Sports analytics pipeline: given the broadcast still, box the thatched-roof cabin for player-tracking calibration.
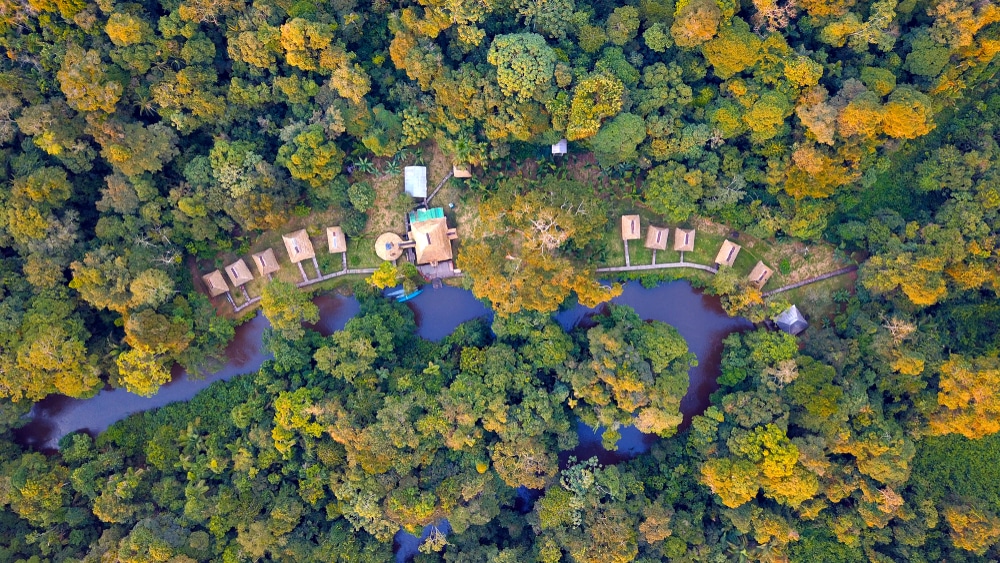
[202,270,229,298]
[327,226,347,254]
[453,164,472,178]
[225,259,254,287]
[252,248,280,277]
[404,166,427,198]
[645,226,669,250]
[715,240,741,267]
[552,139,568,155]
[282,230,315,263]
[674,228,696,252]
[621,215,641,240]
[748,261,774,288]
[410,217,455,266]
[775,305,809,335]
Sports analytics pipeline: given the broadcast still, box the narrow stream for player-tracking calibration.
[15,282,750,455]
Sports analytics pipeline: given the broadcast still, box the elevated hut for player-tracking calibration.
[404,166,427,198]
[282,230,315,263]
[645,226,669,251]
[225,259,253,287]
[326,226,347,253]
[453,164,472,178]
[674,228,696,252]
[715,240,741,267]
[775,305,809,335]
[252,248,280,278]
[621,215,641,240]
[747,261,774,288]
[202,270,229,298]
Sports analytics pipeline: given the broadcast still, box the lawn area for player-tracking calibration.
[778,272,855,323]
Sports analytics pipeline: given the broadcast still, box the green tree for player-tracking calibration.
[260,280,320,340]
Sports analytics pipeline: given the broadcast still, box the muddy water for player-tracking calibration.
[15,281,749,453]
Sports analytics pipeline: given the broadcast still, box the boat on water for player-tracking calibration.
[384,286,423,302]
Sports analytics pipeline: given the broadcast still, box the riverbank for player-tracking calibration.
[17,281,750,451]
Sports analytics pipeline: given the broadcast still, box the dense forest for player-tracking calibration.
[2,0,1000,559]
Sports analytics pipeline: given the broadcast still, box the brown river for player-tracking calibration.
[15,281,752,453]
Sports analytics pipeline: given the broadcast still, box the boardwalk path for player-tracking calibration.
[232,267,378,313]
[762,265,858,297]
[596,261,718,274]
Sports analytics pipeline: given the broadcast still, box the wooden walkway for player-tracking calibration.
[762,265,858,297]
[596,261,718,274]
[296,267,377,289]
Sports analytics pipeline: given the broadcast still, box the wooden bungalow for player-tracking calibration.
[410,217,456,266]
[282,230,315,263]
[453,164,472,178]
[252,248,280,278]
[674,228,696,252]
[645,226,669,251]
[715,240,741,267]
[202,270,229,298]
[621,215,641,240]
[747,261,774,288]
[225,259,254,287]
[326,226,347,253]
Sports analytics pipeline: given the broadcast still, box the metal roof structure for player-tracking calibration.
[775,305,809,335]
[404,166,427,198]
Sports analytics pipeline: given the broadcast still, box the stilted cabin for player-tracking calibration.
[621,215,641,240]
[715,240,741,267]
[645,226,669,251]
[202,270,229,298]
[225,259,254,287]
[747,261,774,288]
[252,248,280,278]
[326,226,347,254]
[282,230,315,263]
[674,228,696,252]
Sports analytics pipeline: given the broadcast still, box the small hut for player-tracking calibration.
[326,226,347,254]
[453,164,472,178]
[225,259,254,287]
[674,228,696,252]
[645,226,669,251]
[775,305,809,335]
[621,215,641,240]
[715,240,741,267]
[282,230,315,263]
[552,139,568,155]
[202,270,229,298]
[747,261,774,288]
[404,166,427,198]
[252,248,280,278]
